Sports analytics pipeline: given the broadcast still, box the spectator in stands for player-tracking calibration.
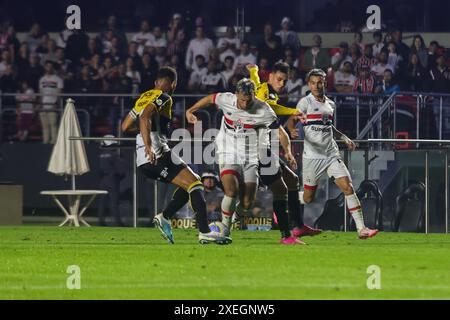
[147,26,167,52]
[40,39,58,66]
[353,65,375,94]
[217,26,240,63]
[356,45,377,74]
[406,53,427,92]
[410,35,428,69]
[353,31,365,53]
[428,54,450,93]
[15,81,36,141]
[87,38,101,60]
[387,41,403,74]
[276,17,301,54]
[200,60,225,94]
[101,15,128,56]
[126,41,142,70]
[0,64,18,107]
[38,61,63,144]
[56,26,74,49]
[15,43,30,76]
[55,47,70,76]
[20,53,44,91]
[188,54,207,92]
[302,34,330,72]
[257,23,282,67]
[125,57,141,96]
[0,49,13,76]
[331,41,352,71]
[350,43,362,67]
[132,19,154,56]
[185,26,214,72]
[375,69,400,94]
[65,29,89,68]
[166,29,187,58]
[281,47,296,68]
[35,33,49,56]
[427,41,439,70]
[371,49,394,81]
[209,48,224,72]
[235,40,257,74]
[286,67,303,104]
[391,29,411,63]
[139,52,159,92]
[334,61,356,93]
[220,56,235,90]
[167,13,184,43]
[372,31,384,59]
[26,23,42,53]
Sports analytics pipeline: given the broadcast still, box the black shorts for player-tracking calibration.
[259,152,286,187]
[138,151,187,183]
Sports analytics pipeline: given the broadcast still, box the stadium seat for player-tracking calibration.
[314,193,345,231]
[350,180,383,231]
[393,182,425,232]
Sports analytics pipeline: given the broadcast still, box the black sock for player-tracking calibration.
[273,199,291,238]
[162,187,189,219]
[288,190,304,228]
[189,188,210,233]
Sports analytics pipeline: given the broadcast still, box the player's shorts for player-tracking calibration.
[219,163,259,184]
[138,151,187,183]
[302,157,351,190]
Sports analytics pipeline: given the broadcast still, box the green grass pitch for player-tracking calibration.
[1,226,449,299]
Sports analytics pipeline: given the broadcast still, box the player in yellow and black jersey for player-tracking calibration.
[246,62,322,240]
[121,67,228,245]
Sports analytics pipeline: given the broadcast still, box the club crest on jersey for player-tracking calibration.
[234,119,244,131]
[322,114,331,125]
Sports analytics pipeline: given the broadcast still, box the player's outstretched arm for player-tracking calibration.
[287,112,305,139]
[278,126,297,170]
[139,102,157,163]
[185,94,215,124]
[332,125,356,151]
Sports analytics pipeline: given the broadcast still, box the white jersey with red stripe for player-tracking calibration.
[296,93,340,160]
[214,92,277,165]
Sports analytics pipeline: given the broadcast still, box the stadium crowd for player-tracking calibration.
[0,13,450,142]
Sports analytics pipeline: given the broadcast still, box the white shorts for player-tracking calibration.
[302,157,351,190]
[219,162,259,184]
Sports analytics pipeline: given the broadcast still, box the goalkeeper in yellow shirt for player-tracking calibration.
[246,62,322,240]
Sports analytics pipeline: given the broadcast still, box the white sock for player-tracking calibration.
[221,195,237,228]
[299,191,305,204]
[345,193,365,232]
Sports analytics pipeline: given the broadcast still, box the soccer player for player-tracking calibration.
[247,62,322,240]
[186,78,300,244]
[121,66,226,245]
[287,69,379,239]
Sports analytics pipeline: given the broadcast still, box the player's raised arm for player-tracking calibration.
[139,102,157,163]
[121,112,137,133]
[185,94,215,124]
[246,64,261,87]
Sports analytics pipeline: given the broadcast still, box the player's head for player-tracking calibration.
[155,66,177,94]
[306,68,326,98]
[235,78,255,110]
[268,62,289,93]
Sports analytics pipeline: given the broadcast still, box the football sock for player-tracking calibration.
[346,193,365,231]
[221,195,237,228]
[162,187,189,219]
[288,190,304,228]
[187,181,210,234]
[273,197,291,239]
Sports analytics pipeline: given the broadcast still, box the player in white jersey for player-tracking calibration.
[288,69,379,239]
[186,79,296,244]
[121,67,227,245]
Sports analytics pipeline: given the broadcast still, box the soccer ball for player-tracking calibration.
[208,221,228,234]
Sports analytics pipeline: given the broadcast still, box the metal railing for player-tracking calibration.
[70,136,449,234]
